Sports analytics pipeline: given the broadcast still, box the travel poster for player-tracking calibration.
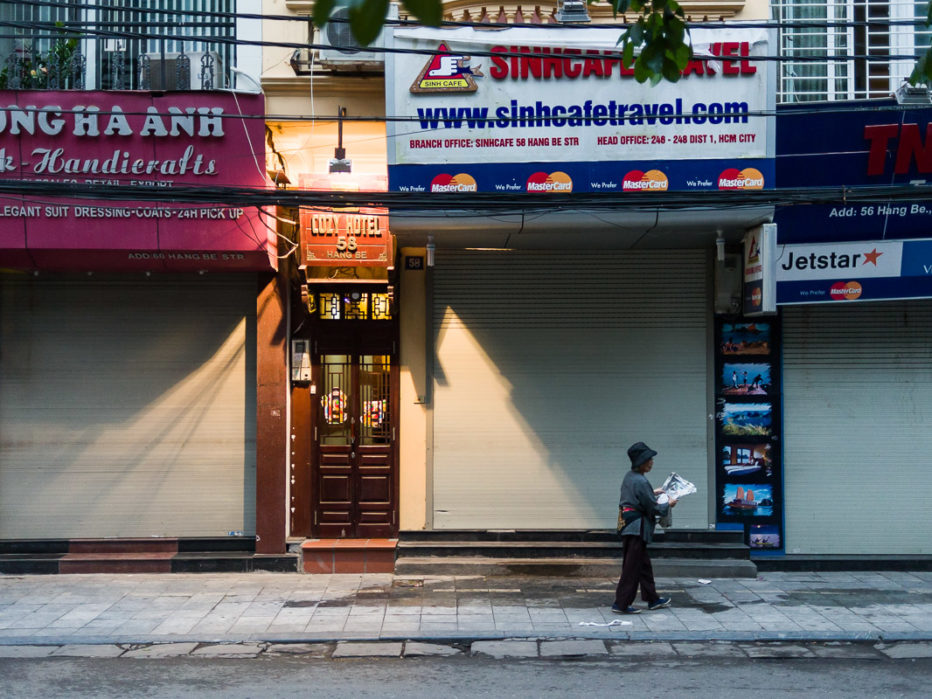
[720,322,771,355]
[722,483,774,517]
[722,362,773,396]
[720,402,772,437]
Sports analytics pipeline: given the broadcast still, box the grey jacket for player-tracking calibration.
[618,470,669,543]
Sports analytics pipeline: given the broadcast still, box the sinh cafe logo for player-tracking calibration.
[411,43,483,93]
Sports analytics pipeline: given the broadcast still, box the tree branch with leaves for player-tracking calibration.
[312,0,692,84]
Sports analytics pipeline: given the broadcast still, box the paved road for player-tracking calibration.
[2,653,931,698]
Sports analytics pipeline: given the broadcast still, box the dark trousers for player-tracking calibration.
[614,535,658,608]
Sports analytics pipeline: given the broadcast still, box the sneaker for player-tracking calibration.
[611,604,641,614]
[647,597,671,610]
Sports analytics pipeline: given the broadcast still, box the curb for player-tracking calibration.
[1,638,931,661]
[2,630,932,647]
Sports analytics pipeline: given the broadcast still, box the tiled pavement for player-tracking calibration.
[0,570,930,654]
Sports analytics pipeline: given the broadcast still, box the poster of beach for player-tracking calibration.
[720,402,772,437]
[722,362,772,396]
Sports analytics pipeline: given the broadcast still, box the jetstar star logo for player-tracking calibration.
[862,248,883,265]
[411,43,483,93]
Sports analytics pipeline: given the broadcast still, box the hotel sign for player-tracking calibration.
[299,207,393,268]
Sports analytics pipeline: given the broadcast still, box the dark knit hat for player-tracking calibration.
[627,441,658,470]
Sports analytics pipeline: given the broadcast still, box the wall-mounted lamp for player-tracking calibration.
[426,235,435,267]
[267,169,291,188]
[329,106,352,173]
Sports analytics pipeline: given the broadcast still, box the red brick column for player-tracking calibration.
[255,272,288,554]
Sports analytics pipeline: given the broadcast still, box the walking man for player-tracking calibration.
[613,442,677,614]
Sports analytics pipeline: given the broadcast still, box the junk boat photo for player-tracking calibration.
[722,484,774,516]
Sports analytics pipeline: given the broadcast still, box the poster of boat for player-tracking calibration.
[749,524,781,549]
[722,484,774,516]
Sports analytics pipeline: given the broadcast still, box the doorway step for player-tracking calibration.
[0,538,297,574]
[300,539,398,574]
[394,530,757,578]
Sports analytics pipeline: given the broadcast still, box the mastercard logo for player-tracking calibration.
[830,281,863,301]
[430,173,477,192]
[526,171,573,193]
[718,167,765,190]
[622,169,669,192]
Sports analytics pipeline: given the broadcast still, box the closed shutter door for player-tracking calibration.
[432,250,710,529]
[783,301,932,554]
[0,275,257,539]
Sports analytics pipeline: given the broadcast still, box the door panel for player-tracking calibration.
[313,352,396,538]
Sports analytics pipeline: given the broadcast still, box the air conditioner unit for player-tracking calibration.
[141,51,224,91]
[317,4,398,70]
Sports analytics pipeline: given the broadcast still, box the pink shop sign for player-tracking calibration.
[0,90,276,271]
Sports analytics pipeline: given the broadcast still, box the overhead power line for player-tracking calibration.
[7,0,932,32]
[2,12,931,63]
[0,178,930,214]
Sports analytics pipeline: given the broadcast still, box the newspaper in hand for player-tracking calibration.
[660,472,698,500]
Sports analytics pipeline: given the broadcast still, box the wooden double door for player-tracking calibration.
[311,346,397,538]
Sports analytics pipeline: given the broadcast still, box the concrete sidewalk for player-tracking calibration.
[1,570,930,649]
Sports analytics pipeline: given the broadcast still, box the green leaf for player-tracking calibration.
[634,59,651,83]
[348,0,389,46]
[312,0,337,29]
[402,0,443,26]
[645,47,664,75]
[622,40,635,68]
[666,17,685,44]
[629,22,644,47]
[674,43,691,68]
[662,58,682,82]
[647,12,663,39]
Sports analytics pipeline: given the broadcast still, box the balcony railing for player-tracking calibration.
[0,43,225,91]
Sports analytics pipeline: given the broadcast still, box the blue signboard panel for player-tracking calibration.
[775,101,932,302]
[776,100,932,244]
[778,276,932,304]
[390,158,774,194]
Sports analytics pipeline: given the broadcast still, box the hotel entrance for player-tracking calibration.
[291,287,398,540]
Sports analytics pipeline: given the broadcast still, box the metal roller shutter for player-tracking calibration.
[431,249,711,530]
[0,274,257,539]
[783,301,932,554]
